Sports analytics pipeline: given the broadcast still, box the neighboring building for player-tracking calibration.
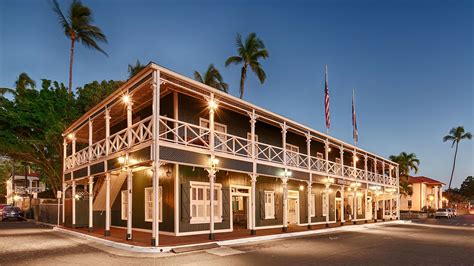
[6,172,46,206]
[400,176,445,211]
[61,63,400,246]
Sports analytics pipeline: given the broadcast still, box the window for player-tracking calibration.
[310,193,316,217]
[144,187,162,222]
[190,182,222,224]
[121,190,128,220]
[264,191,275,219]
[200,118,227,151]
[335,158,341,164]
[322,192,328,217]
[408,200,412,208]
[286,143,299,166]
[317,152,324,159]
[357,195,363,215]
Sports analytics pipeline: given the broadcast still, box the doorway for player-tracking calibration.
[336,191,342,221]
[231,186,250,230]
[288,190,299,225]
[366,196,373,220]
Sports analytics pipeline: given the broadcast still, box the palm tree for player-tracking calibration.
[389,152,420,178]
[0,72,35,96]
[53,0,107,94]
[0,87,14,97]
[443,126,472,191]
[128,60,145,78]
[399,181,413,198]
[225,33,269,99]
[194,64,229,93]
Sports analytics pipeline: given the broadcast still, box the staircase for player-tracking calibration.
[93,172,126,211]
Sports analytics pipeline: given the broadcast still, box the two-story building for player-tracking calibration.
[6,172,46,206]
[61,63,400,247]
[400,176,445,211]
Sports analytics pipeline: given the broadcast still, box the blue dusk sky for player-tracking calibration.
[1,0,472,187]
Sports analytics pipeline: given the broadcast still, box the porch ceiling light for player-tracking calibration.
[283,169,292,177]
[67,133,74,140]
[299,185,304,191]
[211,158,219,166]
[117,156,126,164]
[74,194,80,200]
[13,195,21,201]
[389,165,394,170]
[354,156,359,162]
[122,94,131,104]
[327,147,332,152]
[208,99,218,110]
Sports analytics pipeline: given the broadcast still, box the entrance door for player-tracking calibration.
[366,196,373,220]
[232,195,248,229]
[336,199,342,221]
[287,190,299,225]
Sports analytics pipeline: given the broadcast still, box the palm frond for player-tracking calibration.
[52,0,71,36]
[193,71,203,83]
[225,56,243,66]
[250,62,266,84]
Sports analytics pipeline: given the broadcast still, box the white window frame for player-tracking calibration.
[190,181,223,224]
[322,192,328,217]
[310,193,316,217]
[144,186,162,223]
[200,118,227,151]
[264,191,275,219]
[121,190,128,220]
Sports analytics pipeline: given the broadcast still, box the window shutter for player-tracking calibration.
[222,187,229,221]
[259,191,265,220]
[181,184,191,222]
[274,193,281,219]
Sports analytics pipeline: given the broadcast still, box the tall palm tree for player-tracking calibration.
[225,33,269,99]
[53,0,107,94]
[194,64,229,93]
[389,152,420,178]
[128,60,145,78]
[443,126,472,191]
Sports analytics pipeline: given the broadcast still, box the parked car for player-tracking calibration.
[450,208,457,217]
[2,206,24,221]
[0,204,7,216]
[435,208,451,219]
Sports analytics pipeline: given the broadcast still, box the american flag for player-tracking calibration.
[324,65,330,130]
[352,89,358,145]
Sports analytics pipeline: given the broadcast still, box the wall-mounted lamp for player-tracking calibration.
[67,133,74,140]
[122,94,131,104]
[208,99,218,110]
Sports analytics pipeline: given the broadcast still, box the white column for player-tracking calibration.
[250,174,257,234]
[382,193,386,220]
[208,93,216,240]
[364,155,368,182]
[62,140,67,224]
[88,176,93,231]
[71,136,76,167]
[88,120,93,160]
[126,168,133,240]
[249,109,258,235]
[105,108,111,156]
[72,180,76,228]
[325,185,330,224]
[151,69,160,247]
[282,177,288,232]
[104,173,111,236]
[340,146,345,224]
[341,186,345,224]
[306,132,312,229]
[364,189,368,221]
[307,181,312,228]
[340,145,344,176]
[126,99,133,148]
[439,189,443,208]
[374,193,378,221]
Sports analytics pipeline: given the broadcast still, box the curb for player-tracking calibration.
[53,220,410,254]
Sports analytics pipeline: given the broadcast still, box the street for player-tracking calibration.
[0,218,473,265]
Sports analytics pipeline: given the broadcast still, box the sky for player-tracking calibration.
[0,0,472,188]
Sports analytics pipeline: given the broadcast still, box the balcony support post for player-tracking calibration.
[249,109,258,235]
[126,99,133,148]
[71,136,76,167]
[71,180,76,228]
[62,140,67,224]
[340,146,345,225]
[151,69,161,247]
[341,186,345,225]
[364,155,368,182]
[88,119,93,161]
[306,132,312,229]
[88,176,93,231]
[281,122,288,232]
[208,93,216,240]
[105,108,111,156]
[340,145,344,176]
[382,161,385,184]
[324,140,329,174]
[104,172,111,236]
[126,167,133,240]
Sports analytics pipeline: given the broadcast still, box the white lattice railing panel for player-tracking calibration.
[109,128,128,154]
[367,172,376,182]
[74,148,89,167]
[286,151,309,169]
[355,169,365,180]
[310,156,325,173]
[130,116,153,146]
[256,142,284,164]
[90,139,106,161]
[158,116,211,149]
[65,156,74,170]
[214,132,251,158]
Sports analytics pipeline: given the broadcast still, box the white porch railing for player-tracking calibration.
[64,116,396,187]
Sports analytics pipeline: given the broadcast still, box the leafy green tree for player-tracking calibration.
[225,33,269,99]
[389,152,420,178]
[194,64,229,93]
[459,176,474,199]
[443,126,472,191]
[128,60,145,78]
[53,0,108,93]
[76,80,122,113]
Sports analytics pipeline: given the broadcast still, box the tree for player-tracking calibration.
[443,126,472,191]
[225,33,269,99]
[128,60,145,78]
[53,0,108,94]
[459,176,474,199]
[399,181,413,198]
[389,152,420,177]
[76,80,122,113]
[194,64,229,93]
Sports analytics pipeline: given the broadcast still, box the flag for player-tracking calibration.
[324,65,330,130]
[352,89,358,145]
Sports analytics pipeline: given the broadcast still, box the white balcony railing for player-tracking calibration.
[64,116,396,187]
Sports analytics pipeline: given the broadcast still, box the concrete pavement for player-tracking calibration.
[0,218,473,265]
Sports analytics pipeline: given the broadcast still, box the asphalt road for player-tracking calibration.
[411,214,474,227]
[1,218,473,266]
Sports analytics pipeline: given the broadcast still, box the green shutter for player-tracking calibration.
[259,191,265,220]
[222,187,229,221]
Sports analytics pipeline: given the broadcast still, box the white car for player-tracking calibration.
[448,208,457,218]
[435,208,451,219]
